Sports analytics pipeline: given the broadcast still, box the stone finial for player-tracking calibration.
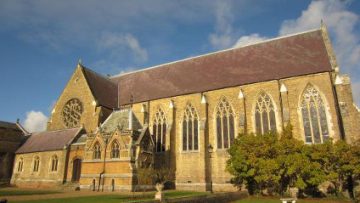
[335,75,343,85]
[238,89,244,99]
[169,100,175,109]
[280,83,288,93]
[201,94,207,104]
[141,104,147,113]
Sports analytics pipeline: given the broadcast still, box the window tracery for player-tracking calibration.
[255,92,277,134]
[62,98,83,128]
[182,103,199,151]
[153,108,166,152]
[216,97,235,149]
[300,85,329,144]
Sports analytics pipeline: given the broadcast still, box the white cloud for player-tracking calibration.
[23,111,48,133]
[97,32,148,63]
[230,0,360,105]
[278,0,360,105]
[233,33,268,48]
[279,0,360,73]
[209,0,235,49]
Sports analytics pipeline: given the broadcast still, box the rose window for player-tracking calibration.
[62,98,83,128]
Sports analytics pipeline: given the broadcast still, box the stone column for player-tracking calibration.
[201,94,212,192]
[334,75,360,143]
[238,89,247,134]
[280,83,290,128]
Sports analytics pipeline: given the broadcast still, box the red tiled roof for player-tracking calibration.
[81,66,118,109]
[16,128,82,154]
[111,29,332,106]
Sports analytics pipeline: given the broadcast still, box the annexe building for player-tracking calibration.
[10,24,360,191]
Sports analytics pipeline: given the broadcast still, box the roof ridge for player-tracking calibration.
[80,64,118,85]
[0,120,16,125]
[33,127,81,135]
[111,28,321,78]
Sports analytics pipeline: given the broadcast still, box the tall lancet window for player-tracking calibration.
[51,155,58,172]
[255,92,277,134]
[216,97,235,149]
[182,103,199,151]
[93,142,101,159]
[300,85,329,144]
[111,141,120,159]
[33,156,40,172]
[153,108,166,152]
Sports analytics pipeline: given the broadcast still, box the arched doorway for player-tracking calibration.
[72,158,82,182]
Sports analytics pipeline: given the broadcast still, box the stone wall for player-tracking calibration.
[128,72,344,192]
[0,123,25,184]
[11,150,67,188]
[47,65,103,134]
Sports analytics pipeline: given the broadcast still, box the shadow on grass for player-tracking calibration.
[0,188,61,196]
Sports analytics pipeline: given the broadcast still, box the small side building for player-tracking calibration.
[0,120,27,185]
[11,127,84,188]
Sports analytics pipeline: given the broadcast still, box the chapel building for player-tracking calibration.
[10,24,360,192]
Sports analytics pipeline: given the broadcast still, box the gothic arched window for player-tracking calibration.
[216,97,235,149]
[111,141,120,158]
[182,103,199,151]
[93,142,101,159]
[255,92,277,134]
[17,158,23,172]
[33,156,40,172]
[51,155,58,171]
[153,108,166,152]
[300,85,329,144]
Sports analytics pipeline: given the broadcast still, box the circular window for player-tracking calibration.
[62,98,83,128]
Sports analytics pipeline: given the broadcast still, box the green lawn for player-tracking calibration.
[11,191,208,203]
[0,188,61,196]
[234,196,352,203]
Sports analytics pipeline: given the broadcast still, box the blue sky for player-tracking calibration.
[0,0,359,132]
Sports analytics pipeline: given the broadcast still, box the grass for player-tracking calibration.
[10,190,208,203]
[0,188,61,196]
[233,196,352,203]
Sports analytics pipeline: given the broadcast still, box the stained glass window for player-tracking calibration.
[153,108,166,152]
[300,85,329,144]
[216,97,235,149]
[182,104,199,151]
[255,92,277,134]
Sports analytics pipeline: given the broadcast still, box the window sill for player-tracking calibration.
[180,150,200,154]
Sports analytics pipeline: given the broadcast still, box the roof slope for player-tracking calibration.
[81,66,118,109]
[16,128,82,154]
[111,29,332,105]
[100,109,142,134]
[0,121,20,130]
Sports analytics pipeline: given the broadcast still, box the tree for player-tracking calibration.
[226,125,333,196]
